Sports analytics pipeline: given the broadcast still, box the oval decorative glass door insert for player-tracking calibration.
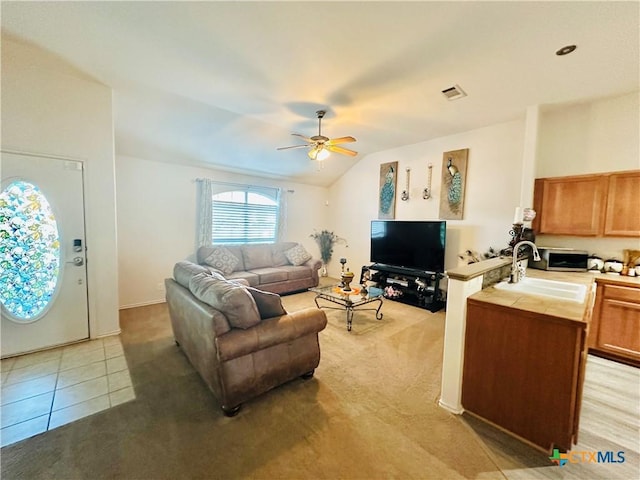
[0,180,61,322]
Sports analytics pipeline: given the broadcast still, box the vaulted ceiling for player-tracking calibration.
[2,1,638,186]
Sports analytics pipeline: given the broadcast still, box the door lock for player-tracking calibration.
[66,257,84,267]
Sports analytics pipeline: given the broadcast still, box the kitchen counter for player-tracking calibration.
[464,268,597,452]
[592,272,640,288]
[439,261,638,419]
[469,269,596,325]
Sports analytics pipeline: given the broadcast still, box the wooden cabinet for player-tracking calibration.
[589,280,640,366]
[604,171,640,236]
[462,299,586,452]
[533,170,640,237]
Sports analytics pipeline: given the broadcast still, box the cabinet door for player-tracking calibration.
[539,175,608,235]
[604,171,640,237]
[595,285,640,360]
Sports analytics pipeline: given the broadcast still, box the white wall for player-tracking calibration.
[535,91,640,259]
[537,91,639,177]
[116,155,328,307]
[1,35,120,337]
[328,119,526,277]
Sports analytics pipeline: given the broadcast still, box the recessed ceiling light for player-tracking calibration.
[556,45,577,56]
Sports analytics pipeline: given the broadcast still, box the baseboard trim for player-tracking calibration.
[119,299,166,310]
[438,398,464,415]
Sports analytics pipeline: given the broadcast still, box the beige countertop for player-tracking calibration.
[469,269,597,325]
[446,257,511,281]
[592,272,640,287]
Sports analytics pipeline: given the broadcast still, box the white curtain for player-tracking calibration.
[196,178,213,248]
[277,188,288,241]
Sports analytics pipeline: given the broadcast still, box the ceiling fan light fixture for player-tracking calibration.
[278,109,356,160]
[308,146,330,161]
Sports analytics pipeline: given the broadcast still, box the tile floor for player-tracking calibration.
[0,336,135,447]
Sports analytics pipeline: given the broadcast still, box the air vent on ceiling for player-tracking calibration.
[441,84,467,101]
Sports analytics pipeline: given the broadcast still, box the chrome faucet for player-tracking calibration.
[510,241,541,284]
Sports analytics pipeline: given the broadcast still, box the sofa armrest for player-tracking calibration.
[216,308,327,362]
[304,258,322,283]
[165,278,231,337]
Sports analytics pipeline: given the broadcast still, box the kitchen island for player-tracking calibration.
[462,269,596,452]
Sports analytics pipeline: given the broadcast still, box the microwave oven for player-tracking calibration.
[529,247,589,272]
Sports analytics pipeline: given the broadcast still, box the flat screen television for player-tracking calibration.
[370,220,446,273]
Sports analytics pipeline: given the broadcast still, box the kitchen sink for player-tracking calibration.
[494,277,587,303]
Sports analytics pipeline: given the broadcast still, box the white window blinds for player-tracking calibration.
[212,188,279,244]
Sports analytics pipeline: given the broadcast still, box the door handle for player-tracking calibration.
[66,257,84,267]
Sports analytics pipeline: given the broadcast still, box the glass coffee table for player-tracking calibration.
[310,284,384,332]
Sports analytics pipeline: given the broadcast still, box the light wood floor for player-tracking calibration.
[465,354,640,479]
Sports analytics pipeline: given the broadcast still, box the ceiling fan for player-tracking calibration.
[277,110,357,161]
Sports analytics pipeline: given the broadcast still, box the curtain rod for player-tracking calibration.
[194,178,278,190]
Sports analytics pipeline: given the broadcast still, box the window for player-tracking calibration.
[212,190,279,244]
[0,180,61,321]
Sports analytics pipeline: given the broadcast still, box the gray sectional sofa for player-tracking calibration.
[165,261,328,416]
[196,242,321,294]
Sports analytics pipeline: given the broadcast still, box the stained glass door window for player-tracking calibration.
[0,180,61,322]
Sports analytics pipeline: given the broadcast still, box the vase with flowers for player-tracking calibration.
[310,229,348,277]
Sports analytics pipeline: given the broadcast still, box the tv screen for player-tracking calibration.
[370,220,446,273]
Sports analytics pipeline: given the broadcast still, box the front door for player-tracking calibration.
[1,151,89,357]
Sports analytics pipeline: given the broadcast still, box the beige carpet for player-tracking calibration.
[2,285,635,479]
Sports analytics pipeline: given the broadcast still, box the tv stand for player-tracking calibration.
[365,263,444,313]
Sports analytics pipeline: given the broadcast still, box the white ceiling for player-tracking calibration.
[2,1,638,186]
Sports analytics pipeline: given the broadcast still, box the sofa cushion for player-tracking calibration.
[241,244,273,270]
[203,246,240,275]
[277,265,313,281]
[271,242,297,267]
[226,271,259,287]
[249,267,289,284]
[285,244,312,266]
[245,287,287,319]
[189,273,260,329]
[173,261,210,289]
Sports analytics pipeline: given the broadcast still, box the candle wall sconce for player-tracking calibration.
[423,163,433,199]
[401,167,410,201]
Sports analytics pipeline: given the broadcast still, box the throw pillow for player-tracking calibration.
[203,246,240,275]
[285,244,312,266]
[189,273,260,329]
[245,287,287,319]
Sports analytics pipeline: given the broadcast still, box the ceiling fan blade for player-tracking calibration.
[277,144,309,150]
[291,133,313,143]
[326,136,356,146]
[326,145,358,157]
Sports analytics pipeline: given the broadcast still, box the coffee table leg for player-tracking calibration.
[346,307,354,332]
[375,298,384,320]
